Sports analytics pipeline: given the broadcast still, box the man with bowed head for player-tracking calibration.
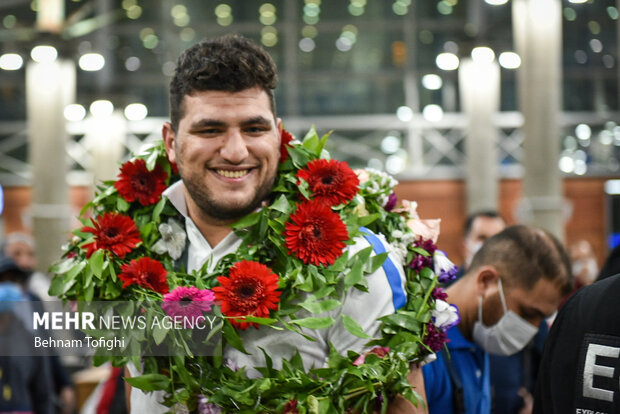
[126,34,427,412]
[422,225,573,413]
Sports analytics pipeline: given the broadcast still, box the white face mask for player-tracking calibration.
[472,278,538,356]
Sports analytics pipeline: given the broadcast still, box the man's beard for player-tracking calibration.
[183,172,276,222]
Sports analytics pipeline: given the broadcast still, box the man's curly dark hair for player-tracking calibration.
[169,34,278,132]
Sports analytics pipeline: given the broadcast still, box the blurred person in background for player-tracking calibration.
[0,239,77,414]
[462,211,506,272]
[422,225,573,414]
[3,232,52,302]
[0,260,54,414]
[569,239,599,288]
[452,211,546,414]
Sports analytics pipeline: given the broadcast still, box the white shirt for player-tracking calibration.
[130,181,407,412]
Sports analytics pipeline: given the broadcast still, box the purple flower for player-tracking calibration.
[424,323,448,352]
[198,395,222,414]
[415,237,437,255]
[224,358,239,372]
[384,192,398,212]
[162,287,215,328]
[431,287,448,301]
[409,255,433,272]
[433,250,458,283]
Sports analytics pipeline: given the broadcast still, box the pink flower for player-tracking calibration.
[393,200,441,243]
[406,217,441,244]
[354,169,370,184]
[352,346,390,366]
[162,287,215,327]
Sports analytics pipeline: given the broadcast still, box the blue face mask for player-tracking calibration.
[0,282,24,313]
[472,278,538,356]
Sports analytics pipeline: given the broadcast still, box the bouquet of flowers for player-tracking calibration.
[50,128,459,413]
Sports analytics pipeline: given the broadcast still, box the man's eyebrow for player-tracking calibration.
[523,305,546,319]
[189,119,226,129]
[240,116,272,127]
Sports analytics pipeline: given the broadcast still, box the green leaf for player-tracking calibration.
[222,321,248,354]
[344,259,364,290]
[116,196,130,212]
[290,350,304,371]
[242,316,281,328]
[152,197,166,222]
[302,126,320,153]
[357,213,380,227]
[66,260,87,280]
[307,395,320,414]
[50,258,78,274]
[48,275,67,296]
[367,252,388,274]
[89,249,105,278]
[291,316,334,330]
[288,146,312,168]
[342,314,371,339]
[411,247,430,257]
[91,185,116,205]
[232,212,261,230]
[84,283,95,302]
[379,313,421,332]
[270,194,292,215]
[145,150,159,171]
[299,299,341,314]
[125,373,170,391]
[355,246,373,264]
[152,324,168,345]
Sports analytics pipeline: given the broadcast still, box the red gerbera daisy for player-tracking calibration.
[118,257,169,294]
[297,159,359,206]
[284,200,349,266]
[279,127,294,163]
[212,260,281,330]
[81,212,141,258]
[114,158,168,206]
[169,160,179,175]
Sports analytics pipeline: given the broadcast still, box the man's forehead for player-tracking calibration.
[471,216,505,235]
[180,89,275,122]
[513,278,562,316]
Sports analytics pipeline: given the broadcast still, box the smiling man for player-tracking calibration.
[125,35,426,413]
[422,225,573,414]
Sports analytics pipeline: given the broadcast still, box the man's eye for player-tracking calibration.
[520,308,540,320]
[197,129,220,135]
[246,126,269,133]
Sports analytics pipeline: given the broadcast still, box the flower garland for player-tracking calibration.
[51,128,459,413]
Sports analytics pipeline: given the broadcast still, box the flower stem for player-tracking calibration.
[416,277,436,318]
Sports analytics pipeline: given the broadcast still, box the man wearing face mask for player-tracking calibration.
[422,225,574,414]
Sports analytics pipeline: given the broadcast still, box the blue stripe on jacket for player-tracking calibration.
[360,227,406,310]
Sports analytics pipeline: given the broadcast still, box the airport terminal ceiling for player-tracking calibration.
[0,0,619,178]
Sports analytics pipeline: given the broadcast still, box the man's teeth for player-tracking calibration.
[217,169,249,178]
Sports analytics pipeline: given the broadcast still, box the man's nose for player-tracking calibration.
[220,129,249,163]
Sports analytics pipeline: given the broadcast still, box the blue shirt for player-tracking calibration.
[423,325,491,414]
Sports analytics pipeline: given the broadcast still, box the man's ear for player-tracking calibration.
[474,266,500,298]
[162,122,176,164]
[276,117,283,139]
